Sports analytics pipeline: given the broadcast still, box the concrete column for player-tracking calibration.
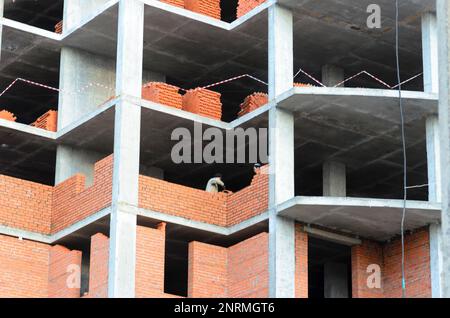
[322,65,344,87]
[56,2,116,185]
[424,11,443,299]
[268,4,293,99]
[437,0,450,298]
[268,4,296,298]
[422,12,439,94]
[427,116,442,203]
[107,0,144,298]
[323,161,346,197]
[0,0,4,61]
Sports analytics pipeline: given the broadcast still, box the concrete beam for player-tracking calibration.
[437,0,450,298]
[108,0,144,298]
[422,12,439,94]
[322,65,344,87]
[323,161,346,197]
[268,4,295,299]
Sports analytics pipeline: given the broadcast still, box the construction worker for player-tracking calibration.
[205,173,225,193]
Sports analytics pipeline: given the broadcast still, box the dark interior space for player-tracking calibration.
[308,237,352,299]
[221,0,238,23]
[164,237,189,297]
[3,0,64,31]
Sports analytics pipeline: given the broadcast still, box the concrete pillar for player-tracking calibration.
[268,4,296,298]
[268,4,293,99]
[323,161,346,197]
[422,12,439,94]
[322,65,344,87]
[437,0,450,298]
[107,0,144,298]
[424,11,443,298]
[324,262,349,298]
[0,0,4,61]
[56,1,117,185]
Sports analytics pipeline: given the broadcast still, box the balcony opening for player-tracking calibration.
[308,237,352,299]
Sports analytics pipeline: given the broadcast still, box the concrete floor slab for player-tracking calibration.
[278,196,441,241]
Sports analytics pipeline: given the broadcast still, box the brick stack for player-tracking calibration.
[238,92,268,117]
[294,82,314,87]
[237,0,266,18]
[160,0,185,8]
[54,20,63,34]
[142,82,183,109]
[0,110,16,122]
[184,0,221,19]
[182,88,222,120]
[31,110,58,132]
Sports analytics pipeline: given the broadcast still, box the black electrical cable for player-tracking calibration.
[395,0,407,298]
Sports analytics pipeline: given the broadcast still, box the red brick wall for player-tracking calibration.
[52,155,113,233]
[188,241,228,298]
[31,110,58,132]
[0,110,16,122]
[228,233,269,298]
[142,82,183,109]
[86,225,174,298]
[48,245,82,298]
[0,175,53,234]
[0,234,50,297]
[140,168,268,227]
[383,228,431,298]
[237,0,265,18]
[160,0,185,8]
[139,176,228,226]
[136,223,167,297]
[182,88,222,120]
[87,233,109,298]
[184,0,221,19]
[227,168,269,226]
[351,240,384,298]
[351,228,431,298]
[295,225,308,298]
[0,155,112,235]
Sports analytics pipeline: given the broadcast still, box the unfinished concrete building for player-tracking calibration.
[0,0,449,298]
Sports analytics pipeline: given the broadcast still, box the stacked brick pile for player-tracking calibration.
[238,92,268,117]
[0,110,16,122]
[142,82,183,109]
[184,0,221,19]
[182,88,222,120]
[294,82,313,87]
[160,0,185,8]
[237,0,266,18]
[54,21,63,34]
[31,110,58,132]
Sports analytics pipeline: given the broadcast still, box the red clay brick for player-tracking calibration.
[31,110,58,132]
[142,82,183,109]
[182,88,222,120]
[0,110,17,122]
